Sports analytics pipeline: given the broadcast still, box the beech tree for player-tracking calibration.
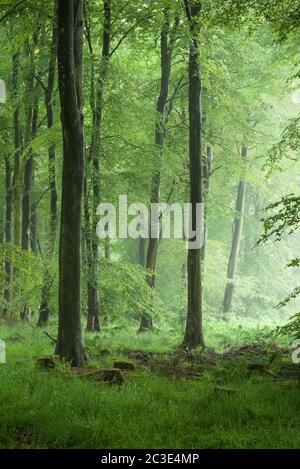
[55,0,88,366]
[38,2,58,327]
[222,146,247,314]
[183,0,204,348]
[140,8,178,332]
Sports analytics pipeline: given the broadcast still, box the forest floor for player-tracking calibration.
[0,320,300,449]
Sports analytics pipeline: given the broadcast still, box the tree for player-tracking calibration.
[201,145,213,310]
[84,0,111,333]
[222,145,247,313]
[3,154,13,318]
[12,52,22,249]
[140,8,178,332]
[21,36,37,253]
[55,0,88,366]
[37,3,58,327]
[183,0,204,348]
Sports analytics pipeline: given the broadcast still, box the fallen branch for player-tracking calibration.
[44,331,57,343]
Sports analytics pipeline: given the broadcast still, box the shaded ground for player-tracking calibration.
[83,341,298,382]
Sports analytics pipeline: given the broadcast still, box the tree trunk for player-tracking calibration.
[140,10,174,331]
[222,145,248,314]
[183,0,204,348]
[104,238,110,260]
[85,0,111,332]
[138,314,154,333]
[22,97,37,252]
[84,177,101,333]
[12,52,22,248]
[37,5,58,327]
[202,146,213,264]
[20,38,37,322]
[200,145,213,308]
[30,98,40,256]
[30,210,39,255]
[2,154,13,318]
[55,0,88,366]
[30,102,40,259]
[20,37,36,252]
[138,237,146,267]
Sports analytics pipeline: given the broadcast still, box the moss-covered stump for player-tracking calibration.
[113,361,135,370]
[72,368,125,385]
[36,356,59,369]
[280,364,300,380]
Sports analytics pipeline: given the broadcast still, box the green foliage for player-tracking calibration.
[276,312,300,339]
[259,194,300,243]
[0,243,43,314]
[83,259,161,323]
[267,117,300,171]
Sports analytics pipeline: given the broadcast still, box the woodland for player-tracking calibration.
[1,0,300,450]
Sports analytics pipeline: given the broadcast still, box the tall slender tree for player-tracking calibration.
[84,0,111,333]
[12,52,22,248]
[38,4,58,327]
[139,8,178,332]
[21,36,37,252]
[20,35,38,321]
[55,0,88,366]
[2,153,13,317]
[222,145,248,314]
[183,0,204,348]
[200,145,213,309]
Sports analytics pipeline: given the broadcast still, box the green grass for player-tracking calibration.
[0,321,299,449]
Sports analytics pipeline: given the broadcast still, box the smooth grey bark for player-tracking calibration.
[138,237,146,267]
[30,205,39,255]
[140,10,176,332]
[202,146,213,264]
[20,38,37,322]
[104,238,110,260]
[200,146,213,309]
[22,95,38,253]
[12,52,22,248]
[38,6,58,327]
[21,37,37,253]
[29,98,40,256]
[55,0,88,366]
[222,145,248,314]
[83,175,100,332]
[183,0,204,348]
[85,0,111,332]
[2,154,13,318]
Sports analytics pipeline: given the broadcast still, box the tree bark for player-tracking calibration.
[55,0,88,366]
[202,146,213,264]
[84,176,101,333]
[104,237,110,260]
[2,154,13,318]
[37,5,58,327]
[21,94,37,252]
[140,10,174,331]
[200,145,213,308]
[85,0,111,332]
[222,145,248,314]
[183,0,204,348]
[20,38,37,321]
[30,97,40,255]
[12,52,22,248]
[138,237,146,267]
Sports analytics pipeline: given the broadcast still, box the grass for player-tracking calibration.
[0,320,299,449]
